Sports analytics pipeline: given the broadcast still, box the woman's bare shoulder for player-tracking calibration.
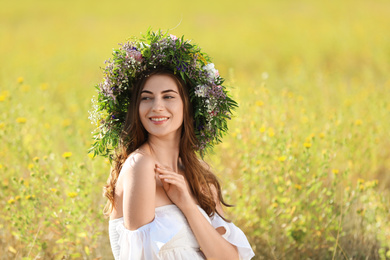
[120,149,155,178]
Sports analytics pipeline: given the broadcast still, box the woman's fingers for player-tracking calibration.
[159,174,185,185]
[156,167,184,179]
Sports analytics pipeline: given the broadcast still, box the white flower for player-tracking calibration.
[195,85,207,97]
[203,63,219,79]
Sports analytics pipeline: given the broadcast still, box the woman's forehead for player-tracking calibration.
[142,74,179,93]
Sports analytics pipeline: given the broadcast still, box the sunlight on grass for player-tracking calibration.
[1,0,390,258]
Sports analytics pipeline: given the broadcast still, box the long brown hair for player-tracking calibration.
[103,69,231,218]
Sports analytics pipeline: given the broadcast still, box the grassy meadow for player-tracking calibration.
[1,0,390,259]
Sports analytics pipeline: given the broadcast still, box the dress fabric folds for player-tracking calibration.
[109,204,255,260]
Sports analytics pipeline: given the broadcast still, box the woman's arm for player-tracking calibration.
[121,154,156,230]
[157,165,239,260]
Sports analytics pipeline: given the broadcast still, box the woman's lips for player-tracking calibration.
[149,117,169,124]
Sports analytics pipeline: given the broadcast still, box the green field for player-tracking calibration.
[1,0,390,259]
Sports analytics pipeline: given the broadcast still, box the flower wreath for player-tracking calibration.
[89,29,237,159]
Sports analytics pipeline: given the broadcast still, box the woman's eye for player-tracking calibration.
[164,96,174,99]
[141,96,151,100]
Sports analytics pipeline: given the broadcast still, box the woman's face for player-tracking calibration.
[139,74,184,139]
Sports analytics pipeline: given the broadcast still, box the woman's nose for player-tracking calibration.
[152,97,164,111]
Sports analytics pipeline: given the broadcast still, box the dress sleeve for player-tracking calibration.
[115,216,182,260]
[210,214,255,260]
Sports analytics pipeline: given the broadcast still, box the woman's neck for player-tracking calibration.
[145,134,181,172]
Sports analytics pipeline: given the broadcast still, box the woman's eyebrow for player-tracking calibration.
[141,89,178,94]
[161,89,178,94]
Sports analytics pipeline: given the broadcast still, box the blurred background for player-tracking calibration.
[1,0,389,259]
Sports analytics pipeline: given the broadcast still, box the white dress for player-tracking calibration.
[109,204,255,260]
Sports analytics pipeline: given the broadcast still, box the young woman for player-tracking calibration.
[90,30,255,259]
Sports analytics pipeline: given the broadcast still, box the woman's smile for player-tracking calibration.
[149,116,170,124]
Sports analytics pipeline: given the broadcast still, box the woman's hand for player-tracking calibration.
[155,164,195,209]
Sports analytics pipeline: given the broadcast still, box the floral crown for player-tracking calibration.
[89,29,237,159]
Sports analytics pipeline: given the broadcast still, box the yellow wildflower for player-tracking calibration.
[0,122,5,129]
[332,169,339,175]
[7,198,15,204]
[40,83,48,90]
[28,163,34,169]
[1,90,10,97]
[355,119,363,126]
[259,126,266,133]
[16,117,27,124]
[197,53,208,65]
[51,188,57,193]
[365,180,378,189]
[0,164,3,169]
[278,156,287,162]
[17,77,24,83]
[15,195,21,201]
[33,157,39,162]
[25,195,32,200]
[67,192,78,198]
[88,153,95,159]
[359,184,364,191]
[295,184,302,190]
[357,178,365,185]
[268,128,275,137]
[255,101,264,107]
[303,142,312,148]
[0,95,5,102]
[62,119,71,127]
[44,123,50,129]
[300,116,309,124]
[62,152,72,159]
[272,202,278,208]
[319,132,325,139]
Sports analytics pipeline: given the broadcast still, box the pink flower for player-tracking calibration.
[126,50,143,62]
[170,34,178,40]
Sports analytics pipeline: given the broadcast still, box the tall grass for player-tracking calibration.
[1,0,389,258]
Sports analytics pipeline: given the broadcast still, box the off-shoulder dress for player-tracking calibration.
[109,204,255,260]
